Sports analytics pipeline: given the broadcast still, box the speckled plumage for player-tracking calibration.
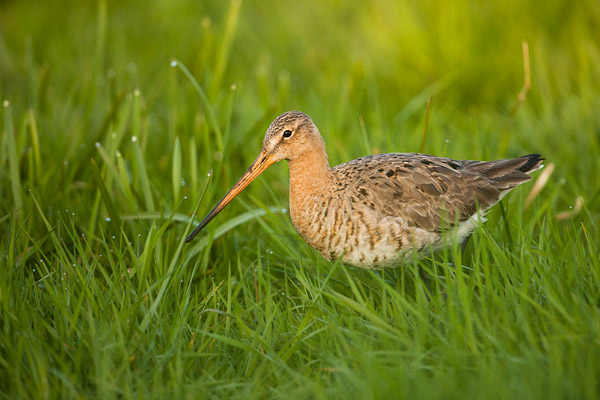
[186,111,543,269]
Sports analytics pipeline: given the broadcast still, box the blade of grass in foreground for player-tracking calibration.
[172,136,182,204]
[4,101,23,213]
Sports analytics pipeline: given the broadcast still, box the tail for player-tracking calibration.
[464,153,545,202]
[516,153,544,174]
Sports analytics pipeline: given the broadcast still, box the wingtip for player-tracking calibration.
[519,153,545,173]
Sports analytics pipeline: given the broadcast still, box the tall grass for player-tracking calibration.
[1,0,599,398]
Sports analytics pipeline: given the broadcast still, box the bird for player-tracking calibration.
[185,111,543,269]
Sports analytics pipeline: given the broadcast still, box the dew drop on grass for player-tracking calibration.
[445,139,450,143]
[111,132,117,139]
[184,196,187,200]
[180,179,186,186]
[207,171,212,177]
[131,136,138,142]
[3,100,9,107]
[126,62,136,74]
[170,60,177,67]
[281,208,287,214]
[105,217,111,222]
[112,236,116,239]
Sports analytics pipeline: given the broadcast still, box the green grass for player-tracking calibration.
[1,0,600,398]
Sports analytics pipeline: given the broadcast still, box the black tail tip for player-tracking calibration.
[519,153,544,173]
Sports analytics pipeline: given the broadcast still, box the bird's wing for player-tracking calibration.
[333,153,540,232]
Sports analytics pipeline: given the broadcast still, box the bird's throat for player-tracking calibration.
[287,146,333,227]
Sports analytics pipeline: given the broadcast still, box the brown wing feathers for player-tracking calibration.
[336,153,543,232]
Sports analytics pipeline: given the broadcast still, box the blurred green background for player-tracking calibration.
[1,0,599,398]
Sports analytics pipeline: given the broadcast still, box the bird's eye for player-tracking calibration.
[282,129,293,138]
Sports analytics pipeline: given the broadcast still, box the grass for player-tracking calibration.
[1,0,599,398]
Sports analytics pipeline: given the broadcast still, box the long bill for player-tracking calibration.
[185,151,276,243]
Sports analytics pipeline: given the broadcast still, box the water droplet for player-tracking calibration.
[281,208,287,214]
[112,236,116,239]
[207,171,212,177]
[445,139,450,143]
[111,132,117,139]
[138,234,141,237]
[134,89,140,97]
[184,196,187,200]
[2,100,9,107]
[126,62,136,74]
[131,136,138,142]
[230,84,237,90]
[105,217,111,222]
[180,179,186,186]
[170,60,177,67]
[33,269,36,272]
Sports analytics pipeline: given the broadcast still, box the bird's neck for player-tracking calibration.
[287,145,333,205]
